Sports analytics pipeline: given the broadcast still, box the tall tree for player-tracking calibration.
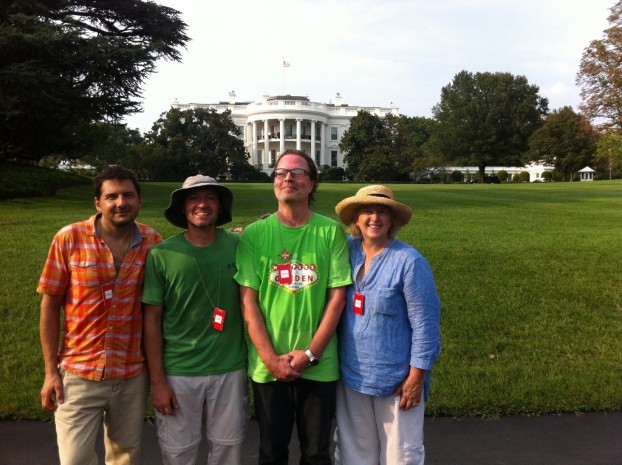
[576,1,622,130]
[527,106,597,181]
[340,111,417,182]
[0,0,188,161]
[136,107,249,181]
[595,131,622,179]
[431,70,548,181]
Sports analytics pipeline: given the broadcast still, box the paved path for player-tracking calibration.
[1,412,621,464]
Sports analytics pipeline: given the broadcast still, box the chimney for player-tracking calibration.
[229,91,236,104]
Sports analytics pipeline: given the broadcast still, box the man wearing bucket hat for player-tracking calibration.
[235,150,352,465]
[333,185,441,465]
[142,175,248,465]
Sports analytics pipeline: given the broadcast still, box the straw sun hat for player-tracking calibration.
[164,175,233,228]
[335,185,412,227]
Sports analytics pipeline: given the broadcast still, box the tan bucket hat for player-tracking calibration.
[164,175,233,228]
[335,185,412,227]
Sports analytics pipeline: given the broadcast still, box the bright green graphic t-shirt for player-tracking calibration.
[235,213,352,383]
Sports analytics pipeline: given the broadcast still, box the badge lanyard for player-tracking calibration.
[353,264,368,315]
[276,218,294,284]
[353,245,388,315]
[194,244,226,331]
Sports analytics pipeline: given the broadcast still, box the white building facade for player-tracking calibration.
[172,92,554,181]
[172,92,398,173]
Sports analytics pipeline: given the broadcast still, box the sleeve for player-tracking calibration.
[327,224,353,289]
[234,224,261,291]
[37,231,70,296]
[403,252,441,371]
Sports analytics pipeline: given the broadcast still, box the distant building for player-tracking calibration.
[444,163,555,182]
[578,166,595,181]
[172,92,398,173]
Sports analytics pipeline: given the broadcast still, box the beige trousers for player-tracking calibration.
[55,370,148,465]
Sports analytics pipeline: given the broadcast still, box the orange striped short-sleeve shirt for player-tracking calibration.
[37,214,162,381]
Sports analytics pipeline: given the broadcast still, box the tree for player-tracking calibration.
[527,106,598,181]
[340,111,418,182]
[431,70,548,181]
[576,1,622,130]
[0,1,189,161]
[595,131,622,179]
[136,108,249,181]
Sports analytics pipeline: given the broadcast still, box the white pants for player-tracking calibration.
[155,369,249,465]
[334,382,425,465]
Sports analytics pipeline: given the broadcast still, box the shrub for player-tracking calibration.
[519,171,530,182]
[497,170,509,181]
[450,170,464,183]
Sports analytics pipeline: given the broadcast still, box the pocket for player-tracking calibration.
[70,260,100,285]
[374,288,402,316]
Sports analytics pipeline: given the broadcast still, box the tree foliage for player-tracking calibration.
[577,1,622,130]
[595,131,622,179]
[340,111,418,182]
[431,70,548,181]
[132,108,250,181]
[0,0,189,161]
[527,106,598,181]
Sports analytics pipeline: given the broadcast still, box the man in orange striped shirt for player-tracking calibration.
[38,166,162,465]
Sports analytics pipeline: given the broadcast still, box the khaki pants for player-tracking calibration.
[155,369,249,465]
[55,370,148,465]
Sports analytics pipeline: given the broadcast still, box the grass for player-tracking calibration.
[1,180,621,419]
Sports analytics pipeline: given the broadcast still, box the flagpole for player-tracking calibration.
[282,58,291,95]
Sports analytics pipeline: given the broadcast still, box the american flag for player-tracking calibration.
[283,60,291,68]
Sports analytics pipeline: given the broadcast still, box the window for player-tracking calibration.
[257,149,263,165]
[286,125,293,137]
[315,151,320,166]
[330,127,338,141]
[270,150,277,167]
[331,150,338,167]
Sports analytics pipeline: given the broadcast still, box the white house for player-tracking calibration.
[171,92,554,181]
[171,92,397,173]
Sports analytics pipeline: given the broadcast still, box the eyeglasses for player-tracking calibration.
[274,168,309,179]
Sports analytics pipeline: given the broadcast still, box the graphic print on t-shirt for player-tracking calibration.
[269,260,318,294]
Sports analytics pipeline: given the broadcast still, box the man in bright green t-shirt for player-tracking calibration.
[143,175,248,465]
[235,150,352,465]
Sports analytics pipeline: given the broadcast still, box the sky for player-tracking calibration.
[122,0,615,134]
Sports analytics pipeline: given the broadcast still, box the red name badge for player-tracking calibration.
[101,283,114,308]
[277,264,293,284]
[353,293,364,315]
[212,308,226,331]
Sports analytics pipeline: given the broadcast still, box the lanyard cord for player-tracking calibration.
[194,245,221,310]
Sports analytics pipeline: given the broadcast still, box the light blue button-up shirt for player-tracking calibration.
[338,236,441,399]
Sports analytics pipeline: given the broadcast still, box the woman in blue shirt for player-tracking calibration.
[334,185,441,465]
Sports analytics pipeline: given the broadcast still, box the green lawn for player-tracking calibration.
[1,181,621,419]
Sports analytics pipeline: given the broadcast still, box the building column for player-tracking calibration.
[263,119,270,171]
[296,119,302,151]
[310,120,316,166]
[252,121,258,167]
[279,119,285,154]
[320,122,326,166]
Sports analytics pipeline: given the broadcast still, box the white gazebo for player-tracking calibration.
[578,166,595,182]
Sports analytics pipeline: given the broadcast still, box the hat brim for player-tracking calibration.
[164,183,233,229]
[335,196,412,228]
